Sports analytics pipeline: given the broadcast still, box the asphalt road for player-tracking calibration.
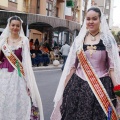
[34,69,62,120]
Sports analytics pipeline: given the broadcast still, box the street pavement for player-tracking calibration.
[34,67,62,120]
[33,64,62,71]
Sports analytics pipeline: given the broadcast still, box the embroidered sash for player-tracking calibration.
[1,43,25,77]
[77,49,118,120]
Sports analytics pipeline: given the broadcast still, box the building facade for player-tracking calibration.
[65,0,91,26]
[0,0,81,47]
[0,0,24,11]
[91,0,114,29]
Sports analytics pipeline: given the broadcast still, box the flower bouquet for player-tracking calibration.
[113,85,120,97]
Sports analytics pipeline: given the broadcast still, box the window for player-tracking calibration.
[46,2,52,16]
[9,0,17,2]
[36,0,40,14]
[56,7,58,17]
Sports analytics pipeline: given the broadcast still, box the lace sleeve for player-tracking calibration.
[106,52,114,70]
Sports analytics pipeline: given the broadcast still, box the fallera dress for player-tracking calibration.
[0,41,31,120]
[60,40,116,120]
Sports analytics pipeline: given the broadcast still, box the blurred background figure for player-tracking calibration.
[34,38,39,50]
[59,41,70,71]
[44,39,51,51]
[30,45,38,66]
[117,43,120,56]
[29,39,34,50]
[40,45,50,66]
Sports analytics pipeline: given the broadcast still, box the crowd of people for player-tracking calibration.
[29,39,64,67]
[30,42,50,66]
[30,39,51,66]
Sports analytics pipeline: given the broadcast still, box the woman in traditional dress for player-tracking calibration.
[0,16,44,120]
[51,7,120,120]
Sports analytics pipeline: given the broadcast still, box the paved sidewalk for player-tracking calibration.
[33,64,62,71]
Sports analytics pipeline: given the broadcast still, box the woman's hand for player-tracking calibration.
[32,53,36,58]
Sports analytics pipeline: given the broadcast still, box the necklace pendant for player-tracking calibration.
[89,31,99,41]
[92,36,95,41]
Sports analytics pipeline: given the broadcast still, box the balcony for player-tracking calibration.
[8,1,17,11]
[65,15,73,21]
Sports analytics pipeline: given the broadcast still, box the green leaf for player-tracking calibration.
[114,91,120,96]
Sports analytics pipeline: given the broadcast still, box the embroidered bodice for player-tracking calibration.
[0,41,23,72]
[75,40,113,80]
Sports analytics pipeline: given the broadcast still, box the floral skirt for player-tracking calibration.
[60,73,116,120]
[0,69,31,120]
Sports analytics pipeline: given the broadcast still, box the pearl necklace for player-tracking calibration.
[89,32,99,41]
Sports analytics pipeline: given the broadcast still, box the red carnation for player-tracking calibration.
[113,85,120,97]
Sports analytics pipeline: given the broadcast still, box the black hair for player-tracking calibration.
[9,16,21,24]
[87,7,101,18]
[30,39,34,43]
[65,41,68,44]
[34,38,39,45]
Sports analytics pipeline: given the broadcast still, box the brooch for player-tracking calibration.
[87,45,97,57]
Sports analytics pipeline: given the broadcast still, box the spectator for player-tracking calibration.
[41,44,49,53]
[59,41,70,71]
[54,46,60,60]
[54,46,59,55]
[34,38,39,50]
[29,39,34,50]
[37,46,44,66]
[44,39,51,51]
[30,45,38,66]
[40,45,50,66]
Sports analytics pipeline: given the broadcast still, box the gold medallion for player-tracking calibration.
[87,45,97,57]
